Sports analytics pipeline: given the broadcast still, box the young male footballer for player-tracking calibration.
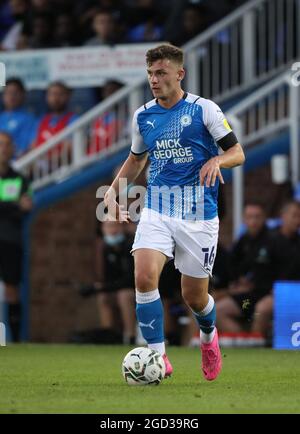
[105,44,245,381]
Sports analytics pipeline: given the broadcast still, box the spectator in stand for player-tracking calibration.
[88,80,124,154]
[32,81,77,149]
[26,13,53,49]
[85,9,121,46]
[30,0,52,15]
[93,220,136,344]
[209,243,231,301]
[0,78,37,158]
[249,201,300,340]
[53,13,80,47]
[0,0,29,51]
[252,201,300,335]
[0,0,15,41]
[0,131,32,342]
[270,201,300,280]
[164,2,212,47]
[76,0,125,41]
[31,82,77,169]
[216,202,276,344]
[126,0,164,43]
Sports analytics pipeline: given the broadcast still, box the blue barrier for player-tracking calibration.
[274,281,300,350]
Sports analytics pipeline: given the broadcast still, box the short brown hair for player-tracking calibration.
[146,44,184,66]
[47,81,71,93]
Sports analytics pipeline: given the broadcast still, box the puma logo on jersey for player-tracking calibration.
[139,319,156,330]
[147,120,156,128]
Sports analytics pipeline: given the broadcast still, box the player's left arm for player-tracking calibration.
[200,100,245,187]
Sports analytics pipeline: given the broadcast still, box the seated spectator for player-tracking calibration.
[0,131,33,342]
[270,201,300,281]
[53,13,80,47]
[93,220,136,344]
[88,80,124,154]
[76,0,125,41]
[250,201,300,340]
[0,0,29,51]
[0,78,37,158]
[30,0,52,15]
[126,0,163,43]
[216,202,276,344]
[164,3,212,47]
[84,9,121,46]
[32,81,77,167]
[0,0,16,41]
[209,242,231,301]
[26,13,53,49]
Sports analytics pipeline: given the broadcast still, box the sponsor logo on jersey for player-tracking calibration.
[153,139,194,163]
[180,114,192,127]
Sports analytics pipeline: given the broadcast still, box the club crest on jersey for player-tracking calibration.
[180,114,192,127]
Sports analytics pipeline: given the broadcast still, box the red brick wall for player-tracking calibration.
[29,183,101,342]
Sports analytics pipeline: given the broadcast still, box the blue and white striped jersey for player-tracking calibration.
[131,92,235,220]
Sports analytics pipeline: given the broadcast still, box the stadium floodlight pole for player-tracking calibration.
[289,77,300,188]
[226,114,244,239]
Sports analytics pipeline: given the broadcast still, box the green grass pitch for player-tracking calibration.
[1,344,299,414]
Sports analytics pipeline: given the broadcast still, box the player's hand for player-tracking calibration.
[200,157,225,187]
[104,188,130,223]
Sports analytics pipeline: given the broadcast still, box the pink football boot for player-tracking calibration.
[200,329,222,381]
[162,354,173,378]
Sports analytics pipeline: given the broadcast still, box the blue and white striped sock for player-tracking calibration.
[192,294,216,344]
[136,288,165,355]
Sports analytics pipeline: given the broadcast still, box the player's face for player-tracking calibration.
[244,205,266,235]
[147,59,184,100]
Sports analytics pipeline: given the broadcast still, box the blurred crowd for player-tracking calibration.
[0,0,247,51]
[0,77,124,160]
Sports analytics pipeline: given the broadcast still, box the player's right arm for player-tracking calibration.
[104,107,148,221]
[104,152,148,221]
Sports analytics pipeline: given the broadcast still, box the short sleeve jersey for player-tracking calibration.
[131,92,236,220]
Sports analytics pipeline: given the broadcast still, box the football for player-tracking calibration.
[122,347,166,386]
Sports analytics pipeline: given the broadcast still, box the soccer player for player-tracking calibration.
[104,44,245,381]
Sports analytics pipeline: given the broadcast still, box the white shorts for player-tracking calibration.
[131,208,219,278]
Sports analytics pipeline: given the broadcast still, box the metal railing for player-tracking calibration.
[15,0,300,192]
[14,78,147,189]
[185,0,300,101]
[227,70,300,237]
